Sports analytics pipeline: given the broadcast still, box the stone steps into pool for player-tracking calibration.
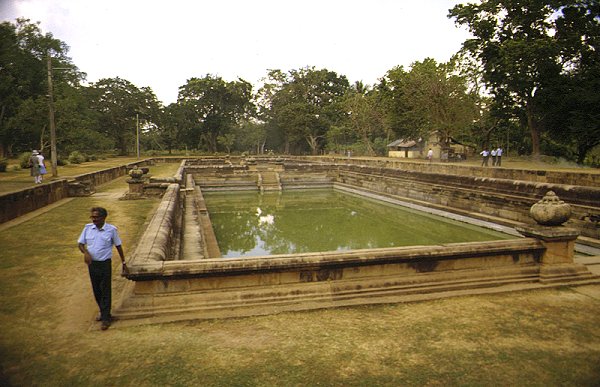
[258,171,281,192]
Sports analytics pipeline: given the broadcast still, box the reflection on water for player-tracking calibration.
[203,190,513,258]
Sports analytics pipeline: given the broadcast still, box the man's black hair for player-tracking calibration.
[91,207,108,217]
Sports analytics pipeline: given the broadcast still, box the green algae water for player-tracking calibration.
[203,190,513,258]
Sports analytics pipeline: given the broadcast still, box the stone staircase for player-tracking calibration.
[258,171,281,192]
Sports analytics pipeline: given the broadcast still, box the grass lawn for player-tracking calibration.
[377,155,599,173]
[1,158,599,386]
[0,156,148,194]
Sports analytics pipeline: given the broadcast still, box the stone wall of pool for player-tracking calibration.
[115,158,600,324]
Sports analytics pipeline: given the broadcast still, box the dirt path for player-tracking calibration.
[58,267,99,333]
[47,184,136,333]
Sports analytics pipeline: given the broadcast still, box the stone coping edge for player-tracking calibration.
[124,238,543,280]
[127,183,180,264]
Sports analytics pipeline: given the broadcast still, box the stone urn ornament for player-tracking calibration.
[122,165,146,200]
[128,165,144,182]
[530,191,572,226]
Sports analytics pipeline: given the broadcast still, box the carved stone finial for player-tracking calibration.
[530,191,571,226]
[129,165,144,181]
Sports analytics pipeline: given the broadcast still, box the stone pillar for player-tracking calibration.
[517,191,592,283]
[128,180,144,195]
[121,165,147,200]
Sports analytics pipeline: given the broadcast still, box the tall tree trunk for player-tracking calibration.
[39,124,47,152]
[361,133,374,155]
[306,135,321,155]
[526,100,541,157]
[0,105,5,158]
[483,126,494,150]
[576,147,587,165]
[204,133,218,153]
[210,135,217,153]
[118,136,128,155]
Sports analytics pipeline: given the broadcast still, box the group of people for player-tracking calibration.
[479,147,503,167]
[29,149,47,183]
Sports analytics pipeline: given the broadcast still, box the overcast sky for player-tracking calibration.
[1,0,471,105]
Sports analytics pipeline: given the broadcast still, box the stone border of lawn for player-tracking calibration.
[306,156,600,187]
[0,160,152,224]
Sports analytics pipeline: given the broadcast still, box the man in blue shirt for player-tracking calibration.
[496,146,503,166]
[78,207,126,330]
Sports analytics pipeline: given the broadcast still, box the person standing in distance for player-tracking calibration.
[496,146,503,166]
[480,148,490,166]
[36,151,47,182]
[78,207,126,330]
[29,150,41,183]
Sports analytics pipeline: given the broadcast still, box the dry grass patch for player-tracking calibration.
[1,161,600,386]
[0,156,144,193]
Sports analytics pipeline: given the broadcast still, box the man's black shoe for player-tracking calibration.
[96,313,111,322]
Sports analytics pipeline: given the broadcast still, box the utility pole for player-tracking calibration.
[136,113,140,159]
[46,55,58,178]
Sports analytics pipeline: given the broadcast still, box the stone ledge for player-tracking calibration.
[124,239,544,280]
[516,225,580,241]
[113,270,600,326]
[128,183,180,264]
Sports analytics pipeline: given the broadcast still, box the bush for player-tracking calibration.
[68,151,86,164]
[19,152,32,169]
[0,158,8,172]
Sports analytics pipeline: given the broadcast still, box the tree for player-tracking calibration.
[159,103,187,154]
[255,70,292,153]
[342,85,387,156]
[264,67,349,154]
[87,78,162,155]
[233,120,267,154]
[540,61,600,163]
[0,18,81,157]
[217,133,235,154]
[177,75,254,153]
[449,0,598,158]
[541,1,600,163]
[378,58,478,147]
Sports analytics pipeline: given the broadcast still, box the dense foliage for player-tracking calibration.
[449,0,600,162]
[1,4,598,164]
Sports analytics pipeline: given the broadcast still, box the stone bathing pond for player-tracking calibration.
[115,157,599,325]
[204,190,512,258]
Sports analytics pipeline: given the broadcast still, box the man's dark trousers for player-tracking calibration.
[88,260,112,321]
